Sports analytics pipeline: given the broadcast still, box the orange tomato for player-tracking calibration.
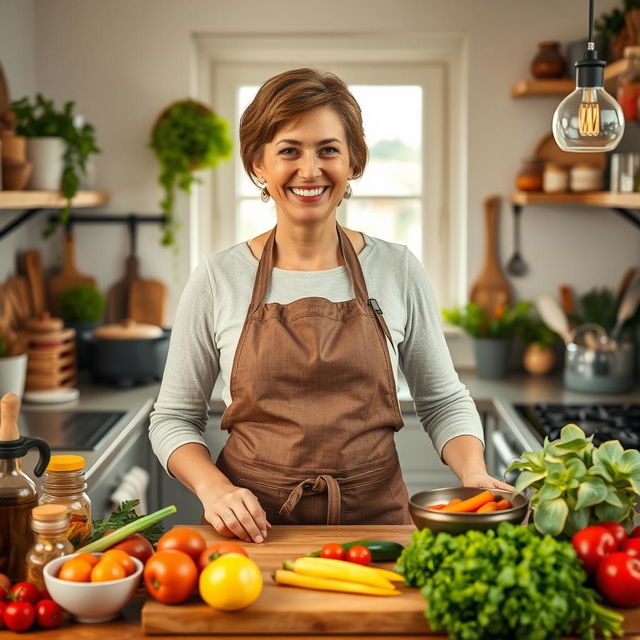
[144,550,198,604]
[156,528,206,564]
[101,549,136,576]
[58,558,93,582]
[198,542,248,571]
[91,560,126,582]
[74,553,100,567]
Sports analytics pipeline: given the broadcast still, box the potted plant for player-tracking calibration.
[150,99,232,248]
[10,93,100,237]
[442,301,532,378]
[519,316,558,375]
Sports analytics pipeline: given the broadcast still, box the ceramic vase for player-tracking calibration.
[472,338,512,379]
[27,137,65,190]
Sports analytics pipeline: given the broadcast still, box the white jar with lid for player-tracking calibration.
[570,163,604,192]
[543,163,569,193]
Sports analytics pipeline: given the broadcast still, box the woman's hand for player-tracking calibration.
[200,483,272,543]
[461,471,514,492]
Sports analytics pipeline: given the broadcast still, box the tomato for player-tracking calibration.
[571,526,617,574]
[597,521,628,549]
[112,534,154,565]
[144,550,198,604]
[59,558,93,582]
[10,581,40,604]
[35,599,62,629]
[91,560,126,582]
[0,586,6,601]
[596,552,640,607]
[321,543,346,561]
[3,601,35,632]
[632,526,640,539]
[38,588,50,601]
[622,538,640,557]
[198,542,248,571]
[157,528,207,564]
[0,574,10,591]
[345,545,372,566]
[101,549,136,576]
[199,553,262,611]
[0,601,5,628]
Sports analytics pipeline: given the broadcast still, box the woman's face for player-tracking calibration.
[253,106,353,225]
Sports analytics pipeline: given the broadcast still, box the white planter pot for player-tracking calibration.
[27,137,65,190]
[0,353,27,397]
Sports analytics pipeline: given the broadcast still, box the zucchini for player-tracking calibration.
[306,539,404,562]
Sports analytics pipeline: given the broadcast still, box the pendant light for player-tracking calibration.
[552,0,625,152]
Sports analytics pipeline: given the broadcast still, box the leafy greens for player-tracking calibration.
[87,499,165,545]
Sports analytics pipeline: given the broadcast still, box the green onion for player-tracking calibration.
[75,505,177,553]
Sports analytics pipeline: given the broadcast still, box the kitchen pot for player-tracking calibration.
[85,319,170,388]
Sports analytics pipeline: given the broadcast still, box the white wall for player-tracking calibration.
[1,0,638,331]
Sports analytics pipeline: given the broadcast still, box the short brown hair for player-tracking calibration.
[239,68,368,185]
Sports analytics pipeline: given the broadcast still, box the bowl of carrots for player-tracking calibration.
[408,487,529,534]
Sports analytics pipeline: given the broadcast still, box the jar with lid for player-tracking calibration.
[39,455,91,547]
[617,46,640,121]
[515,158,544,191]
[570,163,604,192]
[25,504,73,590]
[543,163,569,193]
[530,41,566,78]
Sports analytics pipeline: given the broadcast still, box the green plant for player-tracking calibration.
[58,285,105,323]
[150,99,232,247]
[442,301,532,338]
[519,316,557,348]
[595,0,640,48]
[10,94,100,237]
[506,424,640,538]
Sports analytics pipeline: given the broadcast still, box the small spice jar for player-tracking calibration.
[25,504,74,590]
[531,41,566,79]
[39,455,92,547]
[543,163,569,193]
[515,159,544,191]
[570,163,604,192]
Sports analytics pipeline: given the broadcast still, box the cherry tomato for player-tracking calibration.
[35,599,62,629]
[112,534,154,565]
[345,545,372,566]
[0,574,10,591]
[59,558,93,582]
[0,601,5,628]
[0,586,6,601]
[38,588,50,601]
[10,581,40,604]
[621,538,640,557]
[320,543,346,561]
[101,549,137,576]
[596,552,640,607]
[3,601,35,632]
[144,550,198,604]
[156,528,207,564]
[597,521,628,549]
[91,560,126,582]
[631,526,640,539]
[198,542,248,571]
[571,526,617,574]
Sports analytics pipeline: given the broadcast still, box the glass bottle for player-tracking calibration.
[25,504,73,590]
[39,455,92,547]
[617,46,640,121]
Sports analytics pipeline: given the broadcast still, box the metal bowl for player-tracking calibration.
[409,487,529,535]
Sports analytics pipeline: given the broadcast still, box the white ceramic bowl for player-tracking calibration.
[43,552,143,623]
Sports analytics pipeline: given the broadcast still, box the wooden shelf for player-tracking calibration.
[0,190,109,210]
[511,58,627,97]
[511,190,640,208]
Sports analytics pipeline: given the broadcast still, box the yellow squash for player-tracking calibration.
[284,557,395,590]
[273,569,400,596]
[371,566,405,583]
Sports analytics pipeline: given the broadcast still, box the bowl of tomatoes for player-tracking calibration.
[43,551,143,623]
[409,487,529,534]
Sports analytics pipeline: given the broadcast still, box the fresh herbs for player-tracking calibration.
[87,499,166,545]
[396,523,623,640]
[442,301,533,339]
[506,424,640,538]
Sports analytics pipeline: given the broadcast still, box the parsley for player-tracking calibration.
[88,500,165,545]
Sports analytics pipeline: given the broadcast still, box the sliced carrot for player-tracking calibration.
[424,503,447,510]
[441,490,494,513]
[476,501,499,513]
[495,499,512,510]
[446,498,462,507]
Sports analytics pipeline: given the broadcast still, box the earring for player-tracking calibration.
[343,183,352,200]
[260,186,270,203]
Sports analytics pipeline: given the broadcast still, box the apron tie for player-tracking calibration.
[278,474,342,524]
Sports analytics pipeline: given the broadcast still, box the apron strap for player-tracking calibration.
[278,474,342,525]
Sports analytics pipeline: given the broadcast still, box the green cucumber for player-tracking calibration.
[306,539,404,562]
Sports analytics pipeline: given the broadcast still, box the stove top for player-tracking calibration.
[18,411,126,450]
[514,404,640,449]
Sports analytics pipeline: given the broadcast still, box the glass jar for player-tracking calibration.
[570,163,604,192]
[617,46,640,121]
[515,159,544,191]
[39,455,91,547]
[25,504,73,590]
[530,41,566,79]
[543,163,569,193]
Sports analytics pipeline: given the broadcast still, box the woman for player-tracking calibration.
[149,67,510,544]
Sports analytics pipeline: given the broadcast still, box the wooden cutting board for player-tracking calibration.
[22,249,47,316]
[106,254,140,323]
[141,525,430,636]
[128,276,167,327]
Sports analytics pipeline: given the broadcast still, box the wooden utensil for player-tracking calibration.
[48,231,96,316]
[616,267,638,306]
[469,196,511,317]
[105,222,140,323]
[22,250,47,316]
[536,295,572,344]
[558,284,577,329]
[612,278,640,341]
[129,277,167,327]
[0,62,9,117]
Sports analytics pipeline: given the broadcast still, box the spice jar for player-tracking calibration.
[515,159,544,191]
[39,455,92,547]
[617,46,640,121]
[530,41,566,78]
[543,163,569,193]
[570,163,604,192]
[25,504,74,590]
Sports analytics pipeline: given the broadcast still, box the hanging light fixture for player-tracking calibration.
[552,0,625,152]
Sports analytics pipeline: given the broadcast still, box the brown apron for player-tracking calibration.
[215,224,412,525]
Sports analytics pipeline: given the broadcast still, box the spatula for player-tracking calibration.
[536,295,572,344]
[612,278,640,341]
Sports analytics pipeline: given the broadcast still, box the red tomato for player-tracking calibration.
[156,528,207,564]
[38,588,50,601]
[0,601,6,628]
[0,586,6,601]
[198,542,248,571]
[3,601,35,632]
[144,550,198,604]
[621,538,640,557]
[345,545,372,566]
[571,526,617,574]
[631,526,640,539]
[597,521,628,549]
[35,599,62,629]
[0,574,10,591]
[320,543,346,561]
[10,582,40,604]
[112,534,154,565]
[596,552,640,607]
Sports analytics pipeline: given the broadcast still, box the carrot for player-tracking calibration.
[476,501,499,513]
[441,490,494,513]
[424,503,447,511]
[446,498,462,507]
[495,499,512,510]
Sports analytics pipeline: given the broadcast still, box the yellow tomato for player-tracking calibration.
[199,553,262,611]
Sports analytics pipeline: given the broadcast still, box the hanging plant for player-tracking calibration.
[150,99,232,248]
